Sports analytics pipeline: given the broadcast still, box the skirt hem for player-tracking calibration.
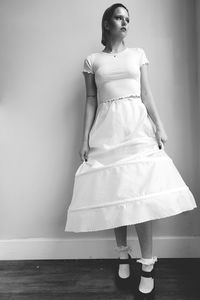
[65,187,197,232]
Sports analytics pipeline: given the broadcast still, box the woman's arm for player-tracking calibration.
[140,64,164,130]
[82,72,98,144]
[140,64,168,147]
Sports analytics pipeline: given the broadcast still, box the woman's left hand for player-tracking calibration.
[155,126,168,149]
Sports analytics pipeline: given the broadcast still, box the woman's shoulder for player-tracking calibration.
[128,47,149,59]
[128,47,145,53]
[83,50,108,66]
[84,51,101,59]
[82,52,100,67]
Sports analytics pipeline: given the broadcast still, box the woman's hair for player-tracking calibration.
[101,3,129,46]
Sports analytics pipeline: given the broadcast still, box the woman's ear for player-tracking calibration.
[104,20,109,31]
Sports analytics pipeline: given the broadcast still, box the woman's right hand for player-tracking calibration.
[79,140,90,162]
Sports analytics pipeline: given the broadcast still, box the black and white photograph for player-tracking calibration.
[0,0,199,299]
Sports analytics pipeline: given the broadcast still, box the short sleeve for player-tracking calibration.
[139,48,150,67]
[82,54,94,74]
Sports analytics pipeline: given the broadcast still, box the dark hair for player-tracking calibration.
[101,3,129,46]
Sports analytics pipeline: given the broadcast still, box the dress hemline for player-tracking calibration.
[65,186,197,232]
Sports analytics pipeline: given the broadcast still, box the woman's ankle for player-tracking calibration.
[136,256,158,266]
[114,245,133,259]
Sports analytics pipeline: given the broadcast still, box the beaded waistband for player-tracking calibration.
[101,94,141,104]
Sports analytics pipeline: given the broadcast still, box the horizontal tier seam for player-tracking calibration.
[68,186,189,212]
[76,154,172,177]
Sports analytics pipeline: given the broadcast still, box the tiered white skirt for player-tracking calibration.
[65,95,197,232]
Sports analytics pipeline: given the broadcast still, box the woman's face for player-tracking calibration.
[106,7,130,39]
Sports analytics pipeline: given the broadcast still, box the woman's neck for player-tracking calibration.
[103,42,126,53]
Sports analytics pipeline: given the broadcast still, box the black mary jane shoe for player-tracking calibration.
[136,268,156,299]
[136,257,158,299]
[115,254,133,290]
[113,245,134,290]
[114,253,133,290]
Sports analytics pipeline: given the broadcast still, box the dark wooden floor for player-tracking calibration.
[0,258,199,299]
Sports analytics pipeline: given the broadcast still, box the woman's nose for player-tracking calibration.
[122,19,127,26]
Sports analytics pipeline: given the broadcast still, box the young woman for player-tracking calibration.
[65,3,197,296]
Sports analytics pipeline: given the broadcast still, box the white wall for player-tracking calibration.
[0,0,199,258]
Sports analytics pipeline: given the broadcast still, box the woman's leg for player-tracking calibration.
[135,220,156,293]
[135,220,152,258]
[114,226,130,278]
[114,225,127,247]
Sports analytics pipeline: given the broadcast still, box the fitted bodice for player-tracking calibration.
[82,47,149,105]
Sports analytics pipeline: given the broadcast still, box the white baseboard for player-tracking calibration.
[0,236,200,260]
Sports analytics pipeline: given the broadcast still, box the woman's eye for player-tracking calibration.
[115,16,129,23]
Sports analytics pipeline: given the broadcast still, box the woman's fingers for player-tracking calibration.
[155,131,163,149]
[155,127,168,150]
[84,152,88,161]
[79,150,88,162]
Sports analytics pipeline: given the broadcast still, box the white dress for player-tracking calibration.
[65,47,197,232]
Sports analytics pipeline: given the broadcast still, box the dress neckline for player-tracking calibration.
[101,47,129,55]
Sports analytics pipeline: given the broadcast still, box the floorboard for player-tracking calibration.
[0,258,199,299]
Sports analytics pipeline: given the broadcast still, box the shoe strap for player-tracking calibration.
[117,254,132,264]
[141,268,155,278]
